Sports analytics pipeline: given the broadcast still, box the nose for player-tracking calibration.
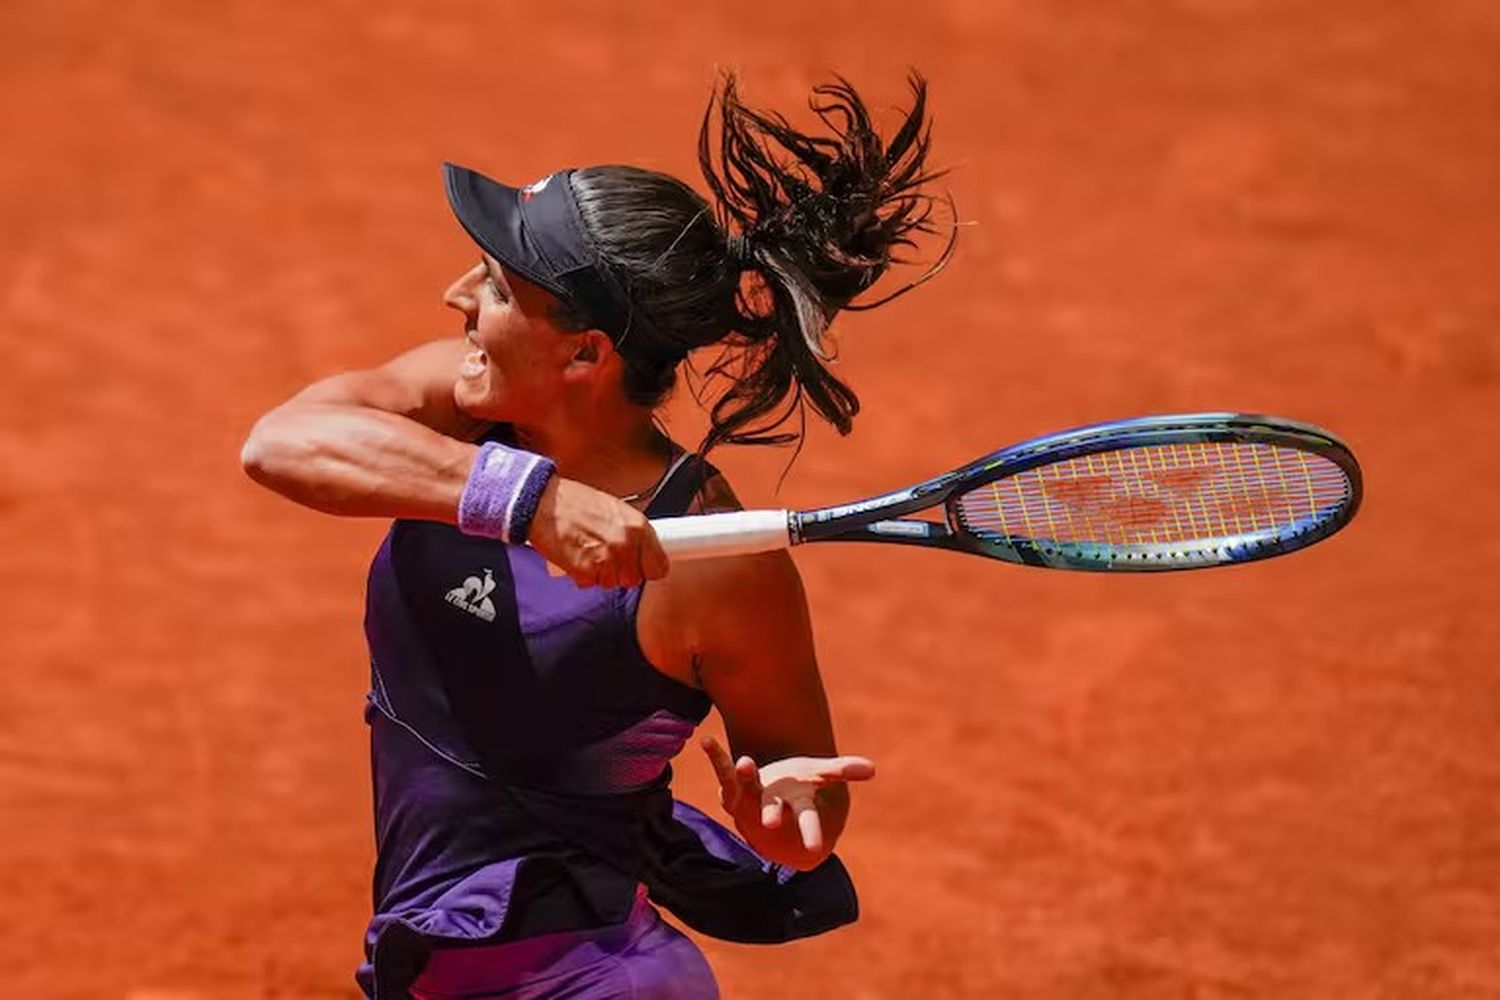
[443,262,485,313]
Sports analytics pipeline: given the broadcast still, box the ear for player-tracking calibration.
[561,330,616,383]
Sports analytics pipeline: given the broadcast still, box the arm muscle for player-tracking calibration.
[646,552,853,854]
[240,339,490,520]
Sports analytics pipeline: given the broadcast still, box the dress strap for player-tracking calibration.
[645,452,718,518]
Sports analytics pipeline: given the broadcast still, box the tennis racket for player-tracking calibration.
[651,412,1361,571]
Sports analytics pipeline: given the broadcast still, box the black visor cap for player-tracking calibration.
[443,162,633,344]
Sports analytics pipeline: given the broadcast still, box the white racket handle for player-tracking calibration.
[650,510,793,561]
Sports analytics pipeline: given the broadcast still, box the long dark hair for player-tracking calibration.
[568,71,952,452]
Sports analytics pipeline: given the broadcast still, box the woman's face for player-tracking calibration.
[444,254,578,421]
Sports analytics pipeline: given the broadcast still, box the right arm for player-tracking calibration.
[240,339,487,522]
[240,339,667,587]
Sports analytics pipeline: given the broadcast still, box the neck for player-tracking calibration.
[511,394,674,501]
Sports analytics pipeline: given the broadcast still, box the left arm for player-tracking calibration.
[648,551,873,870]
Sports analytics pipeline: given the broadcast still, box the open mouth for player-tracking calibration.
[461,327,487,378]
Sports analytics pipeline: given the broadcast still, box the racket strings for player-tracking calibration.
[954,441,1351,549]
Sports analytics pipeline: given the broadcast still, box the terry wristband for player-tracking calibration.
[457,442,557,545]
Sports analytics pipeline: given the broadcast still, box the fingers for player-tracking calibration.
[611,513,666,589]
[596,513,641,590]
[704,739,796,837]
[567,566,600,589]
[825,756,876,783]
[736,755,764,800]
[761,796,784,830]
[638,523,670,581]
[702,746,842,858]
[529,478,665,590]
[700,736,740,812]
[790,796,823,854]
[726,754,779,829]
[759,755,877,792]
[556,535,629,590]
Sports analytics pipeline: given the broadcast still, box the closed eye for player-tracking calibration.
[481,258,509,302]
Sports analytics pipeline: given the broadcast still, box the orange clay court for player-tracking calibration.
[2,2,1498,997]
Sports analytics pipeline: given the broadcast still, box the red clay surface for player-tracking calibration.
[4,2,1498,997]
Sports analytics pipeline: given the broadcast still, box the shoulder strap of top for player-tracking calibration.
[645,451,719,518]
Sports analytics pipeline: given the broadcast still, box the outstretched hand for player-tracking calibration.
[527,477,670,588]
[700,735,875,862]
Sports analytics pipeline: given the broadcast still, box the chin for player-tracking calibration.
[454,378,506,422]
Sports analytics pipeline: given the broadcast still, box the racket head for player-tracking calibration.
[944,413,1361,571]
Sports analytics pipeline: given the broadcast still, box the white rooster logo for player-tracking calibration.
[444,568,497,622]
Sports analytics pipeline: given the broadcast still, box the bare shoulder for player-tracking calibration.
[639,467,811,687]
[666,549,805,627]
[640,547,810,689]
[663,466,804,624]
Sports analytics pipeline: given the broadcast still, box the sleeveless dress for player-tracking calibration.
[355,445,859,999]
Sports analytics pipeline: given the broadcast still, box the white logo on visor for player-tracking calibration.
[522,175,554,200]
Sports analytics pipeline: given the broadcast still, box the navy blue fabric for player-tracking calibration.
[443,163,683,370]
[355,447,859,999]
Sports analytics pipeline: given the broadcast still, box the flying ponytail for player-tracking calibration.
[566,72,952,453]
[695,71,954,450]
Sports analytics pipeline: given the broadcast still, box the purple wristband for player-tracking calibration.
[457,442,557,544]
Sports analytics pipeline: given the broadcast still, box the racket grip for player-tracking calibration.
[650,510,793,561]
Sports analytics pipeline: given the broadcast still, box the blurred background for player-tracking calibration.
[2,0,1498,996]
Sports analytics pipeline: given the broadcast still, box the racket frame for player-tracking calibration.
[791,412,1362,571]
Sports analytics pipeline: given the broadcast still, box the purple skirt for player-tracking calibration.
[409,889,718,999]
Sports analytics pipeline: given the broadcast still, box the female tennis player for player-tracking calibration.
[242,72,947,999]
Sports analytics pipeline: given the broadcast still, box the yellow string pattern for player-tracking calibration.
[956,442,1350,546]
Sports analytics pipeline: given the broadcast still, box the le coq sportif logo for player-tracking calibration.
[445,568,497,623]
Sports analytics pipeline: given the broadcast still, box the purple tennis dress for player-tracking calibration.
[355,444,858,999]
